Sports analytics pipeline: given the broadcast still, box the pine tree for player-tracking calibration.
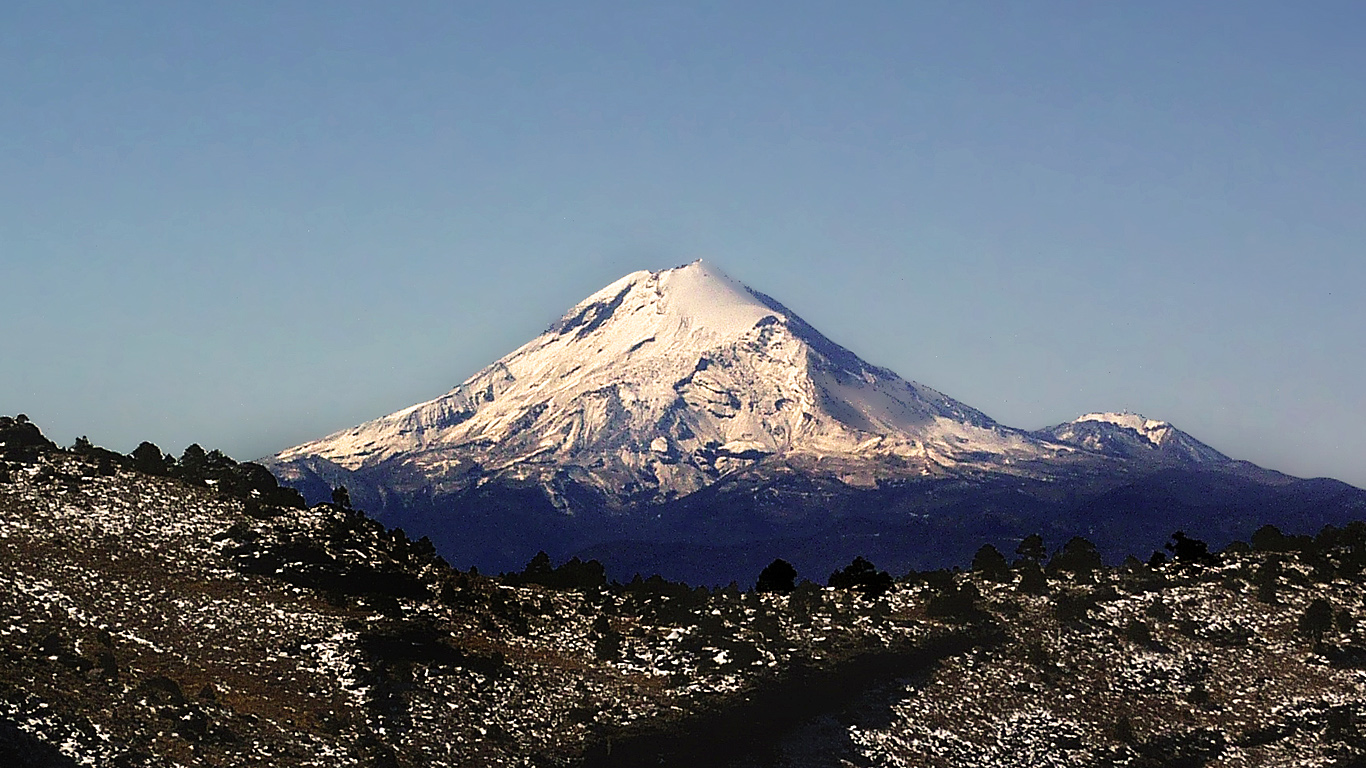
[971,544,1011,582]
[1048,537,1103,582]
[1016,560,1048,594]
[179,444,210,482]
[827,557,893,597]
[129,442,169,476]
[1166,531,1216,565]
[1015,534,1046,564]
[331,486,352,509]
[755,558,798,594]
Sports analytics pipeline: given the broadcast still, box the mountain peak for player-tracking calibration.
[258,264,1338,584]
[1035,411,1229,464]
[550,260,774,346]
[1075,412,1170,443]
[270,262,1050,506]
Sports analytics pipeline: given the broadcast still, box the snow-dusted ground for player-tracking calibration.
[6,443,1365,766]
[0,448,944,766]
[790,562,1366,768]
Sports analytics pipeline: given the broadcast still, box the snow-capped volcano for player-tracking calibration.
[271,260,1062,506]
[263,261,1356,583]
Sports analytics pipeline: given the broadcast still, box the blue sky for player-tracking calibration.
[2,2,1364,488]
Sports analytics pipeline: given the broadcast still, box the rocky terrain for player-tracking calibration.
[5,416,1366,766]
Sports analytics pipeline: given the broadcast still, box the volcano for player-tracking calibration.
[265,261,1365,583]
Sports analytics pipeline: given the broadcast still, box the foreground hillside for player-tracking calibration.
[4,418,1366,767]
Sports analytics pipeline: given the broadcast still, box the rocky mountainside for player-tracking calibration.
[7,418,1366,767]
[263,262,1366,584]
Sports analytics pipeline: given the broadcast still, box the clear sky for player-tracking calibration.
[3,2,1364,488]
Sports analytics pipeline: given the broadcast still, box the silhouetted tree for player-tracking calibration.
[69,435,126,471]
[927,581,981,622]
[552,557,607,591]
[1166,531,1217,566]
[1252,524,1291,553]
[0,415,56,461]
[1016,560,1048,594]
[205,448,234,472]
[129,441,170,475]
[1048,537,1103,581]
[179,444,209,480]
[1254,557,1281,604]
[755,558,798,594]
[1015,533,1047,564]
[331,486,352,509]
[827,556,893,597]
[508,552,607,591]
[520,551,554,583]
[1299,598,1336,644]
[972,544,1011,582]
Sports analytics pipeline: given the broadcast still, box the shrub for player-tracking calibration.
[788,580,824,620]
[1113,714,1137,743]
[1299,598,1336,644]
[1054,591,1097,623]
[592,615,622,661]
[1123,619,1154,646]
[927,581,981,622]
[1337,609,1356,634]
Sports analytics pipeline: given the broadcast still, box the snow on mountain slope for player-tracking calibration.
[1035,411,1230,464]
[270,261,1069,506]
